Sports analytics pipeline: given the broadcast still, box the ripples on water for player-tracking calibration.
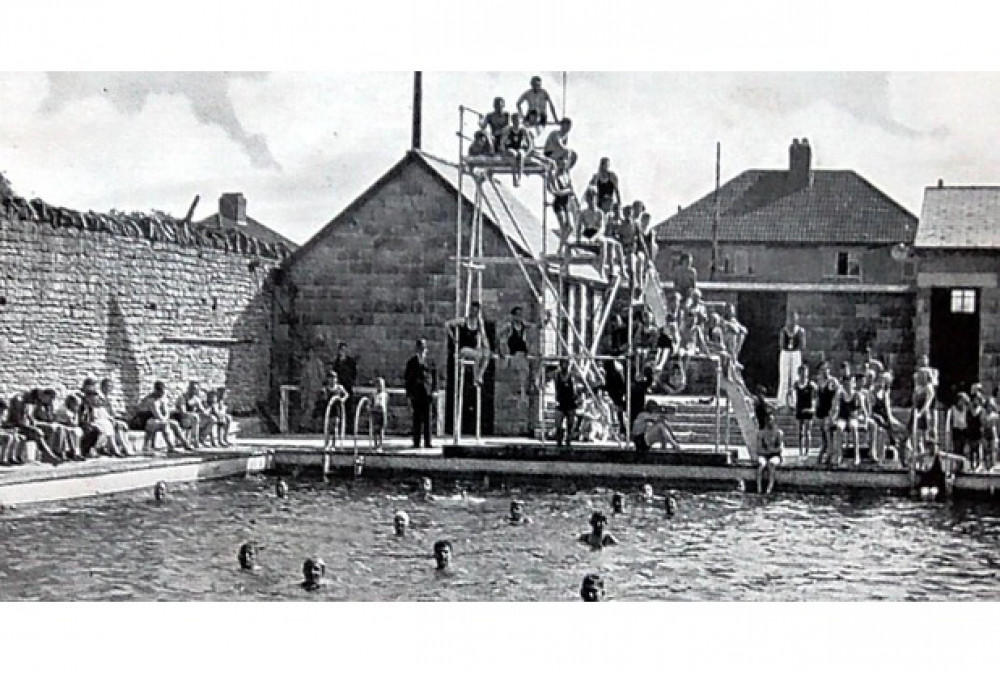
[1,477,999,601]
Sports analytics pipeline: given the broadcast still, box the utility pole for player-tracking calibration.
[710,141,721,280]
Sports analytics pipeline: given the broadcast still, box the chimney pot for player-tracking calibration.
[219,193,247,226]
[937,178,944,188]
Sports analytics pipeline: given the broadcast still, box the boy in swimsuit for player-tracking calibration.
[578,511,619,549]
[0,399,19,465]
[320,372,349,449]
[516,75,560,132]
[814,362,840,465]
[499,306,540,397]
[7,389,64,464]
[553,359,579,448]
[542,118,577,171]
[911,368,936,455]
[446,301,492,387]
[508,499,532,525]
[480,96,510,151]
[792,364,817,456]
[589,157,621,214]
[500,112,534,187]
[546,156,576,251]
[468,130,493,157]
[757,413,784,494]
[673,252,697,303]
[832,375,866,466]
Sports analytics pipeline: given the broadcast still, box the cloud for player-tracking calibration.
[40,72,281,170]
[728,72,946,139]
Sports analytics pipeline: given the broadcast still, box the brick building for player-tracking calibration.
[655,139,918,398]
[914,185,1000,401]
[275,150,608,437]
[0,192,293,416]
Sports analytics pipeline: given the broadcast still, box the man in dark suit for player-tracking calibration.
[404,338,438,449]
[332,341,358,422]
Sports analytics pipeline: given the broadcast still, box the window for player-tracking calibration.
[950,288,976,314]
[836,251,861,278]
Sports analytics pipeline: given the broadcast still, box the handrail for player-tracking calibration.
[353,396,372,454]
[322,397,346,451]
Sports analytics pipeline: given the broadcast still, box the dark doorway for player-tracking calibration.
[444,320,497,436]
[737,291,788,395]
[930,287,981,404]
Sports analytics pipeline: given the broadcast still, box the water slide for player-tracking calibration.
[719,374,760,460]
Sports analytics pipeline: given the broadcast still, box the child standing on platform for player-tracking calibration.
[792,364,817,456]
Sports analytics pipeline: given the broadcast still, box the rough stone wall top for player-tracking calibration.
[2,196,293,261]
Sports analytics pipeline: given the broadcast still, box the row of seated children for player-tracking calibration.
[131,380,232,453]
[0,378,135,465]
[780,359,914,467]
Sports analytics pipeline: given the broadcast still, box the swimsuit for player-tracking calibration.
[816,380,838,420]
[793,381,816,420]
[507,322,528,356]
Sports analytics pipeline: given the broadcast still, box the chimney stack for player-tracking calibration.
[787,138,812,191]
[412,71,422,151]
[219,193,247,227]
[937,178,944,188]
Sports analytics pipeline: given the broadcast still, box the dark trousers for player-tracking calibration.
[411,396,433,448]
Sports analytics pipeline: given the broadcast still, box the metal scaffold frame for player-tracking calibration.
[451,104,737,454]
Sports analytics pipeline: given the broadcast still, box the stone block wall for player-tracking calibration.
[278,158,545,436]
[0,215,281,416]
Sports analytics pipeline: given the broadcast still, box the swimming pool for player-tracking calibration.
[1,476,999,600]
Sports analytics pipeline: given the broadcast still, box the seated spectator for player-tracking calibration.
[499,113,534,187]
[832,375,866,466]
[589,158,621,214]
[133,381,189,453]
[175,381,214,449]
[631,400,681,455]
[0,399,21,465]
[757,413,784,494]
[4,389,62,463]
[55,393,85,461]
[468,130,493,157]
[80,377,122,457]
[516,75,559,131]
[577,394,610,443]
[654,314,681,372]
[99,378,135,455]
[210,387,233,447]
[542,118,577,171]
[546,156,576,253]
[673,252,698,303]
[26,388,70,462]
[480,96,510,150]
[446,301,492,387]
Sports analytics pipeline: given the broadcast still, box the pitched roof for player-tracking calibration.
[418,152,558,258]
[195,213,298,251]
[916,186,1000,249]
[656,169,917,245]
[286,150,556,268]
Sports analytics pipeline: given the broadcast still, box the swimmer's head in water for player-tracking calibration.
[433,540,452,569]
[154,481,167,502]
[665,495,677,518]
[580,574,605,602]
[642,483,654,500]
[393,510,409,536]
[590,511,607,534]
[276,479,288,498]
[238,542,257,570]
[509,500,525,522]
[302,558,326,586]
[611,492,624,514]
[421,477,432,494]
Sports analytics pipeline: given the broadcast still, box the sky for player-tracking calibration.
[3,71,1000,245]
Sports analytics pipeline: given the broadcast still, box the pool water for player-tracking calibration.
[2,477,999,600]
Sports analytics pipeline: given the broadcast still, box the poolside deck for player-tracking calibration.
[3,434,1000,507]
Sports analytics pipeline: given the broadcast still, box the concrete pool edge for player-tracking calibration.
[0,451,271,507]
